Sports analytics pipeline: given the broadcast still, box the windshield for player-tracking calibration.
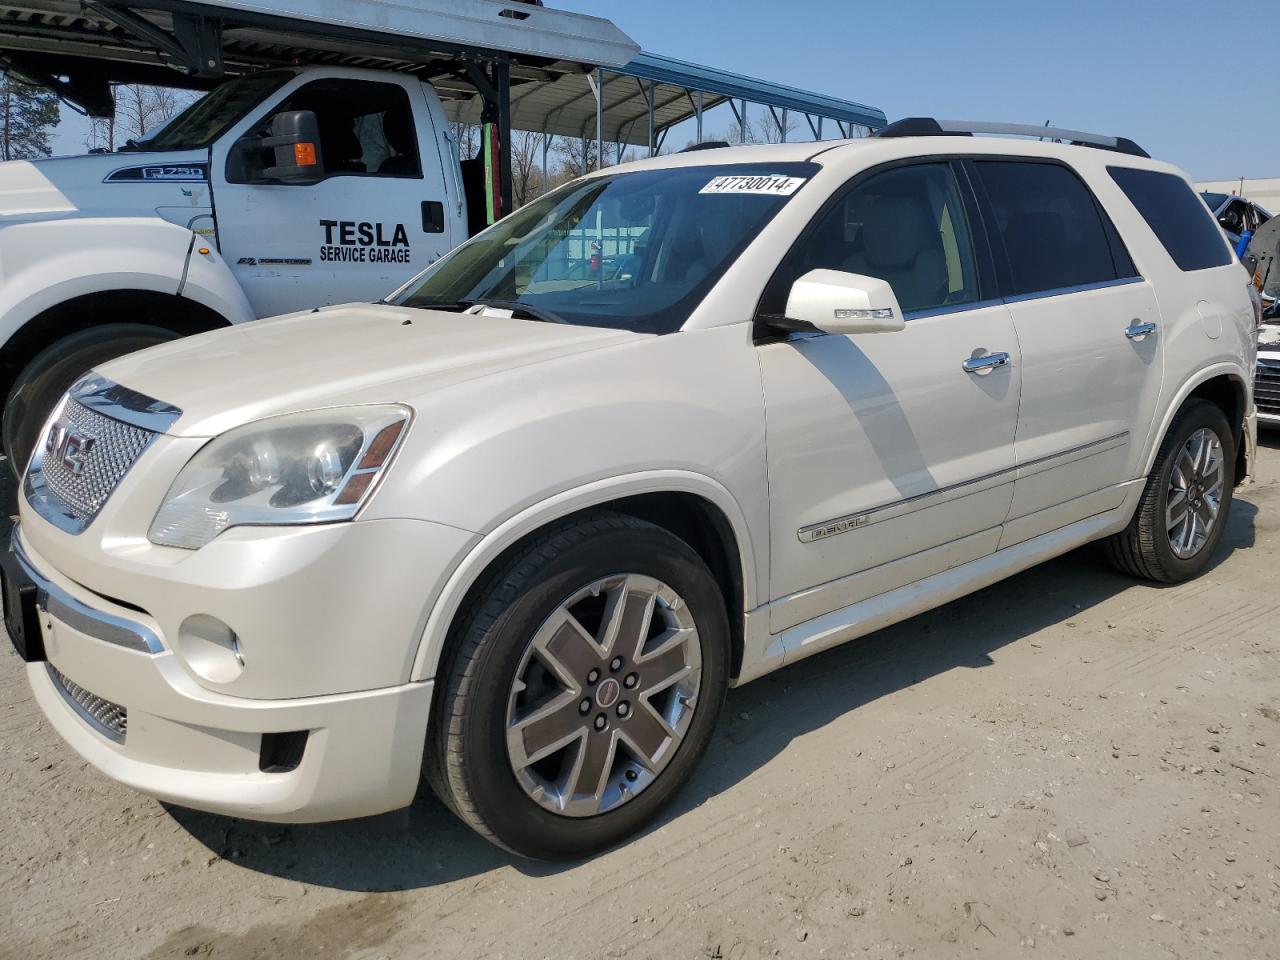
[1200,191,1230,212]
[126,71,294,152]
[396,163,819,335]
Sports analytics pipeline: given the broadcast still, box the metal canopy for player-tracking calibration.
[0,0,641,74]
[442,51,888,145]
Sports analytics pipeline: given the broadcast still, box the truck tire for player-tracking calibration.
[4,324,177,478]
[427,511,730,860]
[1104,399,1235,583]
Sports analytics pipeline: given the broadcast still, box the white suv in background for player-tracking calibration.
[3,119,1259,859]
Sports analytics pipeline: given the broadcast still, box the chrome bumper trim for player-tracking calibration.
[10,527,163,655]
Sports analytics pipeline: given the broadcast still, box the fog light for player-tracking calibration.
[178,614,244,683]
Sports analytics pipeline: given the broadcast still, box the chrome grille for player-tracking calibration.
[40,399,154,521]
[1256,360,1280,416]
[24,374,181,535]
[47,664,127,743]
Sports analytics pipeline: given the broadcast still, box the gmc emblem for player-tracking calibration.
[45,420,95,476]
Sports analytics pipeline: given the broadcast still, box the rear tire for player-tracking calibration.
[3,324,177,477]
[1105,399,1235,583]
[426,511,730,860]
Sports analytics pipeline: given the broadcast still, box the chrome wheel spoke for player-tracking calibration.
[509,693,586,768]
[601,578,656,660]
[540,612,603,684]
[637,628,696,691]
[1166,489,1188,532]
[567,730,618,811]
[619,704,674,769]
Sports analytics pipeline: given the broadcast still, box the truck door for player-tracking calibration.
[212,73,456,318]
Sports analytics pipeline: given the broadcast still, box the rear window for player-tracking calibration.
[1111,168,1233,271]
[975,160,1129,297]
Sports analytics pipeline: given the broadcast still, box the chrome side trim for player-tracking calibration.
[1002,276,1144,305]
[11,529,163,655]
[797,432,1130,543]
[904,298,1004,321]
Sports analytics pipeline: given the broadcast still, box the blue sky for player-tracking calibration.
[52,0,1273,182]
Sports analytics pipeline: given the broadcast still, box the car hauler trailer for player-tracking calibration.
[0,0,885,475]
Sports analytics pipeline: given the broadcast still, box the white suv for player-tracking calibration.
[3,120,1260,859]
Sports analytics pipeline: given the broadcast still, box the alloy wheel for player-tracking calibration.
[1166,427,1224,560]
[505,573,702,818]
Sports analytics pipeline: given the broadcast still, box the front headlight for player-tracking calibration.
[149,405,411,550]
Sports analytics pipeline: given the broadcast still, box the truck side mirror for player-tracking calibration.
[261,110,325,184]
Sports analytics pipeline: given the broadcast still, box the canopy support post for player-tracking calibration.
[646,80,656,157]
[696,90,704,144]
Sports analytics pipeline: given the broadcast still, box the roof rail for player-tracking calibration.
[874,118,1150,159]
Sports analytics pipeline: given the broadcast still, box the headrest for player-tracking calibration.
[862,194,932,269]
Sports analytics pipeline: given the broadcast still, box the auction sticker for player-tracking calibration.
[700,174,807,196]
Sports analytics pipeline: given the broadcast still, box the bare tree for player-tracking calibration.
[87,84,198,150]
[509,129,549,207]
[450,120,480,161]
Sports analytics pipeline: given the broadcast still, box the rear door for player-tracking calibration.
[968,158,1164,546]
[213,73,454,318]
[758,160,1022,633]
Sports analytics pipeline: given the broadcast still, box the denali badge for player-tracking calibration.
[45,421,96,476]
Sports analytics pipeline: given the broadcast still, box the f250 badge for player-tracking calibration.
[320,220,412,264]
[44,420,95,476]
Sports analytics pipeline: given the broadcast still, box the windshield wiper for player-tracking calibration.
[459,298,568,325]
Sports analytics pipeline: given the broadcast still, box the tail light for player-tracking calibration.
[1248,283,1263,328]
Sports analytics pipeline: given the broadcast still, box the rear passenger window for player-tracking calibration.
[976,160,1127,297]
[1108,167,1233,271]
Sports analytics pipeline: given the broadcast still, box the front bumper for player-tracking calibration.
[10,520,463,822]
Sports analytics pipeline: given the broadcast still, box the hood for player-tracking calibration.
[96,303,642,437]
[0,151,212,223]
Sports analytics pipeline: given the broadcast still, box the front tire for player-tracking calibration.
[1105,399,1235,583]
[3,324,177,478]
[427,512,730,860]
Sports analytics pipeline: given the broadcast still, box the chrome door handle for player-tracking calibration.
[962,352,1010,376]
[1125,320,1157,341]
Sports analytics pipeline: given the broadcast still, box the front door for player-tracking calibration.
[213,73,455,318]
[759,161,1021,634]
[967,159,1165,545]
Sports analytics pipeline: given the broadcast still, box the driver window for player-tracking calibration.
[269,79,421,179]
[780,163,979,316]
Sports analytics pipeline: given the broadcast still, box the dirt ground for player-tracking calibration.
[3,442,1280,960]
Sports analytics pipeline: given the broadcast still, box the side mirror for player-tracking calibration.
[784,269,905,335]
[241,110,325,185]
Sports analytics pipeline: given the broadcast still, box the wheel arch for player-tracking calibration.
[410,471,758,685]
[1144,364,1250,485]
[0,289,233,410]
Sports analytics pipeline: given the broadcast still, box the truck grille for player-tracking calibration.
[1257,359,1280,417]
[23,375,181,535]
[40,399,155,521]
[47,664,127,743]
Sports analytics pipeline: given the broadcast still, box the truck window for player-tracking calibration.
[975,160,1131,297]
[270,79,421,178]
[130,71,293,152]
[1110,167,1233,271]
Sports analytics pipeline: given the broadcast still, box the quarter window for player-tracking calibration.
[1109,167,1233,271]
[768,163,981,317]
[975,160,1127,297]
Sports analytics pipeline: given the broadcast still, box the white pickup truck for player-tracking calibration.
[0,0,640,474]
